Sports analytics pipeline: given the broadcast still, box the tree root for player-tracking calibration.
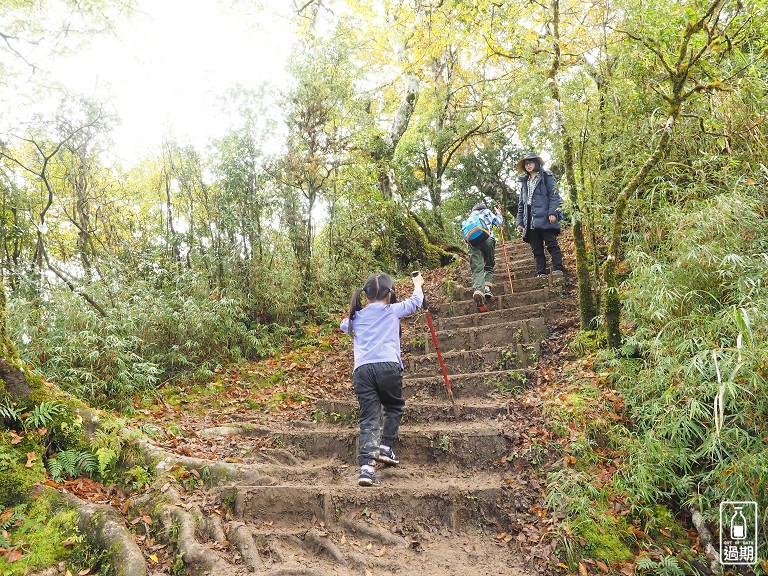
[158,504,233,573]
[263,569,326,576]
[690,505,723,576]
[205,510,227,544]
[228,521,262,571]
[255,448,301,466]
[62,494,147,576]
[347,550,409,572]
[341,517,407,545]
[138,440,278,485]
[303,528,347,565]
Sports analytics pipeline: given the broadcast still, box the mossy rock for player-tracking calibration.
[575,518,634,563]
[0,458,44,507]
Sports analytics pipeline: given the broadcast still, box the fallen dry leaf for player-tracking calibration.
[6,548,24,563]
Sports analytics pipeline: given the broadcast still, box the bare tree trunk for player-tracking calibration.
[378,76,419,199]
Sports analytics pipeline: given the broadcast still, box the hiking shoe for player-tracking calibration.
[358,469,380,487]
[552,270,564,276]
[376,447,400,466]
[484,286,493,299]
[536,273,548,278]
[473,291,488,312]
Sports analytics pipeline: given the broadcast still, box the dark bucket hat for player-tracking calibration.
[516,152,545,172]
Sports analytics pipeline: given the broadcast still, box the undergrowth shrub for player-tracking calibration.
[8,272,284,410]
[545,184,768,567]
[604,186,768,531]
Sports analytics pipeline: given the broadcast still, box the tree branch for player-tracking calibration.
[42,244,108,317]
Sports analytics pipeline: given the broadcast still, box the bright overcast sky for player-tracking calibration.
[51,0,296,164]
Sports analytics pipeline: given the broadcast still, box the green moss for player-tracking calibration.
[0,458,43,507]
[0,495,81,576]
[441,279,456,299]
[575,517,634,563]
[570,330,607,355]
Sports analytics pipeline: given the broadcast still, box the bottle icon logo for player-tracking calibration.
[730,507,746,540]
[720,501,758,565]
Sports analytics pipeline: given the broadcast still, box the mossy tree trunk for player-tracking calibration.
[377,75,420,200]
[547,0,597,330]
[0,277,31,401]
[603,0,730,347]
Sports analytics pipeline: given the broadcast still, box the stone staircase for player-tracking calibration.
[191,239,562,575]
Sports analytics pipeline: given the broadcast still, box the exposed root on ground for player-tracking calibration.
[139,440,279,485]
[303,528,347,565]
[340,517,407,545]
[228,521,262,570]
[155,486,235,573]
[61,492,147,576]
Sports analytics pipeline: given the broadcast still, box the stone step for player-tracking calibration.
[204,421,516,467]
[404,343,539,377]
[419,316,548,354]
[220,472,533,531]
[459,262,539,284]
[440,287,558,317]
[402,369,528,399]
[313,397,511,424]
[432,301,558,331]
[444,275,561,302]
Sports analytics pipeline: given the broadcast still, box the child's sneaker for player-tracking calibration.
[484,286,493,299]
[358,469,380,487]
[375,447,400,466]
[473,290,487,312]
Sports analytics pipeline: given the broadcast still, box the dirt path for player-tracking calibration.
[104,237,577,576]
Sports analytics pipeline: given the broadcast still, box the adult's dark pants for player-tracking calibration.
[353,361,405,467]
[526,227,563,275]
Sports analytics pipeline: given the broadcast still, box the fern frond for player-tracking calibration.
[24,402,65,430]
[635,557,657,571]
[77,451,98,476]
[0,402,21,424]
[95,447,117,477]
[659,555,685,576]
[47,457,65,483]
[59,450,80,477]
[48,449,99,481]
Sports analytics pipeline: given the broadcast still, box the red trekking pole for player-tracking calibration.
[412,271,456,408]
[497,210,514,294]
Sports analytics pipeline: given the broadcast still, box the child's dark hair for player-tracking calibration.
[347,273,397,334]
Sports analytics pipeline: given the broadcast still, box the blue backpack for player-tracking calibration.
[461,212,490,246]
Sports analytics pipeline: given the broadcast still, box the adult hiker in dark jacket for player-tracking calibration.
[515,152,564,277]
